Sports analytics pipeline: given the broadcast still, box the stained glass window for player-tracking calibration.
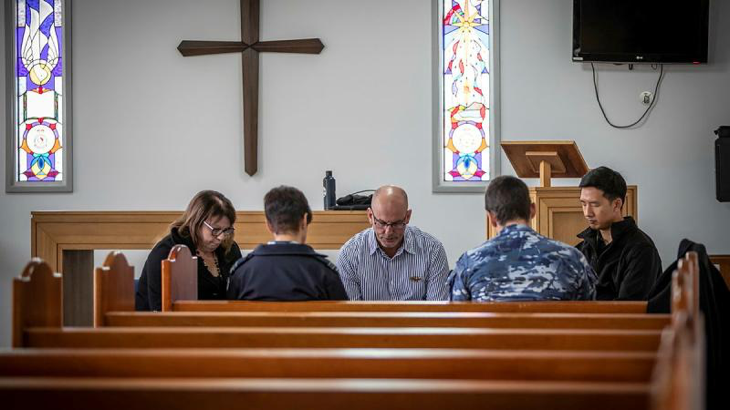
[7,0,72,192]
[435,0,498,192]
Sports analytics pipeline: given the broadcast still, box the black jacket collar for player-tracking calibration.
[577,216,638,246]
[251,242,324,257]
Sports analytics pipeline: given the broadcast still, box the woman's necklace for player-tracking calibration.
[196,250,220,277]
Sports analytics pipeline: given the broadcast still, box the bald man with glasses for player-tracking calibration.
[336,185,449,300]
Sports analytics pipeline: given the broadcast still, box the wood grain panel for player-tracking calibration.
[31,211,370,271]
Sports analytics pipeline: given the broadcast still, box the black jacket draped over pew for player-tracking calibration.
[647,239,730,410]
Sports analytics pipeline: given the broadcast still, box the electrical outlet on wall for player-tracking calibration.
[640,91,654,105]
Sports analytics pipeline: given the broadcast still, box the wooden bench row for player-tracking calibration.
[0,377,651,410]
[13,251,664,350]
[2,251,705,410]
[158,245,651,313]
[0,348,655,382]
[20,326,663,351]
[103,311,670,329]
[91,245,656,331]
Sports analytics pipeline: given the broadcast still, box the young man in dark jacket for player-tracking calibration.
[576,167,662,300]
[227,186,348,301]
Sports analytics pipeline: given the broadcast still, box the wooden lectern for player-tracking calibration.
[488,141,637,245]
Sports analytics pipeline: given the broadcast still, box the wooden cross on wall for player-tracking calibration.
[177,0,324,176]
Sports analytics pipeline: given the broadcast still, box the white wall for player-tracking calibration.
[1,0,729,346]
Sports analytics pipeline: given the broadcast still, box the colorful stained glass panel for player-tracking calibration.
[442,0,490,182]
[15,0,65,183]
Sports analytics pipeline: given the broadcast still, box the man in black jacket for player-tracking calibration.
[227,186,348,301]
[576,167,661,300]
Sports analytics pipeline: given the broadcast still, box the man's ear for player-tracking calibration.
[404,209,412,224]
[299,214,308,231]
[613,197,624,213]
[487,211,498,228]
[265,220,276,235]
[367,208,374,224]
[529,203,536,220]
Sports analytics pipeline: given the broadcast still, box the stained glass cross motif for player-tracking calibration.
[177,0,324,176]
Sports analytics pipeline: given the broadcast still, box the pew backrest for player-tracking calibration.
[161,245,197,312]
[652,252,705,410]
[171,300,649,313]
[651,314,705,410]
[93,252,134,327]
[12,259,62,348]
[671,252,700,328]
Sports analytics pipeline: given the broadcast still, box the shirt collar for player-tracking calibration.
[367,226,415,256]
[367,228,379,255]
[403,226,416,254]
[496,223,533,237]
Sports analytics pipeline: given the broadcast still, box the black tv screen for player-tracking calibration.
[572,0,710,64]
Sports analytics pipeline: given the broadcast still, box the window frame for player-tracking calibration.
[5,0,73,193]
[433,0,500,193]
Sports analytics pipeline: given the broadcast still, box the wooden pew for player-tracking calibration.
[3,253,704,410]
[12,254,664,373]
[104,311,669,330]
[93,251,134,327]
[153,245,648,314]
[11,259,62,348]
[93,248,662,329]
[0,378,650,410]
[0,348,655,382]
[4,255,660,405]
[103,247,666,328]
[651,252,705,410]
[21,326,662,351]
[171,300,649,313]
[13,252,662,350]
[161,244,196,312]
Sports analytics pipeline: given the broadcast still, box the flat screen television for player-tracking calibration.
[572,0,710,64]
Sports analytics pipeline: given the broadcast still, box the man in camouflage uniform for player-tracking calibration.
[449,176,597,302]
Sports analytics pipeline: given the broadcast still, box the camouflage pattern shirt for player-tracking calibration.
[449,224,597,302]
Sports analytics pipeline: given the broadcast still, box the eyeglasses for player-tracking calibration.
[371,212,408,230]
[203,220,235,237]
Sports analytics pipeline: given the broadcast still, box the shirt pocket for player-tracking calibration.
[400,274,427,299]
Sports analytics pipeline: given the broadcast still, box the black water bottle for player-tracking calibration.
[323,170,336,210]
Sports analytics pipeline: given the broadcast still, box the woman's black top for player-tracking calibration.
[135,227,242,311]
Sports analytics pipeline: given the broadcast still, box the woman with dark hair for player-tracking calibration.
[135,190,242,311]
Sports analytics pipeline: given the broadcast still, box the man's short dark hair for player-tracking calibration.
[579,166,627,206]
[264,186,313,234]
[484,176,531,225]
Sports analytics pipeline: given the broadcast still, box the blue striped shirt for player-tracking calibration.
[336,226,450,301]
